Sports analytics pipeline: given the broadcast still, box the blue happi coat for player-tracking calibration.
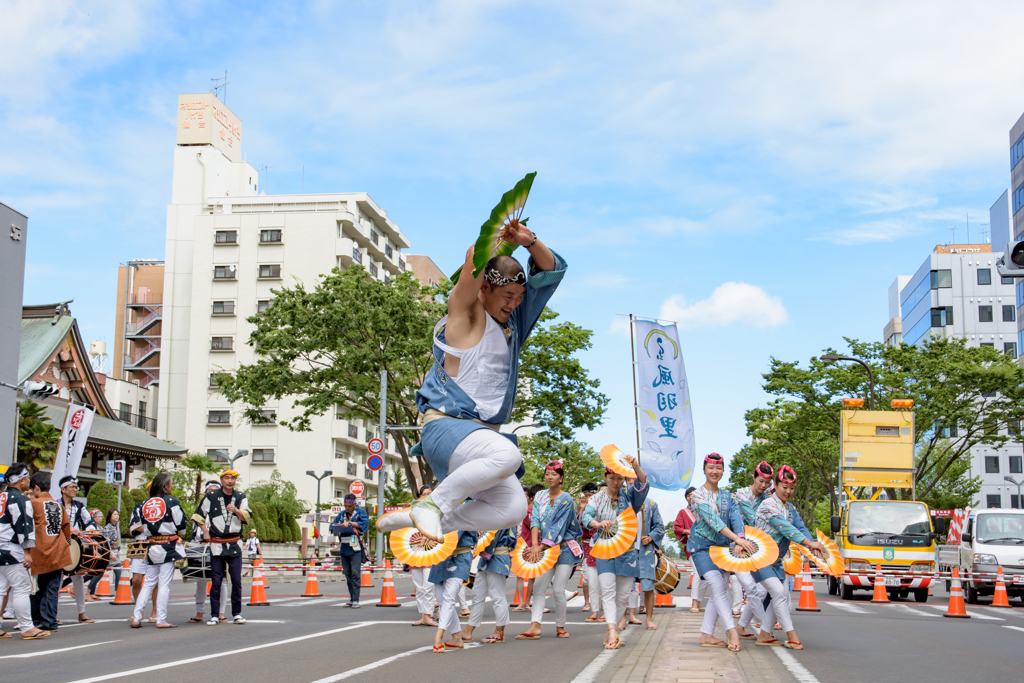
[428,530,479,585]
[752,495,812,583]
[638,500,665,582]
[531,490,583,565]
[412,252,568,482]
[582,480,649,577]
[478,527,518,577]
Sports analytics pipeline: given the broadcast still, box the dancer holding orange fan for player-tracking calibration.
[581,449,648,651]
[751,465,826,650]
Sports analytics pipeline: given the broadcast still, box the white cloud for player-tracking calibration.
[658,283,788,329]
[608,316,633,337]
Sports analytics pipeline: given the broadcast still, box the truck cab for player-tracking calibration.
[958,509,1024,604]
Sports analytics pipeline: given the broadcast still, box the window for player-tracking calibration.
[260,229,282,243]
[930,307,953,328]
[258,264,281,279]
[348,423,358,439]
[948,424,958,437]
[256,409,277,424]
[335,443,347,459]
[385,244,393,259]
[371,229,379,245]
[1010,421,1021,437]
[978,268,992,285]
[1014,131,1024,170]
[986,456,1000,473]
[214,265,236,279]
[211,336,234,351]
[138,401,146,421]
[207,449,229,463]
[119,403,131,422]
[1005,305,1016,322]
[208,410,230,425]
[347,461,357,476]
[1006,342,1018,359]
[981,342,995,348]
[369,262,378,277]
[931,269,953,288]
[980,305,994,322]
[209,374,226,389]
[212,301,235,316]
[352,246,362,263]
[1013,495,1023,509]
[1015,183,1024,216]
[252,448,275,463]
[1011,456,1022,473]
[365,429,373,443]
[1003,275,1015,285]
[399,259,406,272]
[215,230,237,244]
[384,275,391,285]
[257,300,271,313]
[987,494,1003,509]
[365,467,374,481]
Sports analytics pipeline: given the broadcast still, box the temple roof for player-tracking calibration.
[41,405,186,460]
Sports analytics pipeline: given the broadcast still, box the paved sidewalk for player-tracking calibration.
[608,610,792,683]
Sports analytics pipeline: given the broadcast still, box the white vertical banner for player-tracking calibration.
[49,403,96,498]
[633,319,695,491]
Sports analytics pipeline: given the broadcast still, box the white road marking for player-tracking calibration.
[886,604,938,618]
[241,620,286,623]
[0,641,121,660]
[65,623,373,683]
[923,605,1003,620]
[568,639,623,683]
[57,620,127,629]
[310,643,481,681]
[826,602,871,614]
[276,598,336,607]
[773,648,821,683]
[985,607,1024,617]
[1003,625,1024,633]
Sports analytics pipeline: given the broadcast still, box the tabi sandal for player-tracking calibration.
[755,638,782,647]
[481,634,505,644]
[515,632,541,640]
[784,641,804,650]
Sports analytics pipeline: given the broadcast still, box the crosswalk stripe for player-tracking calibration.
[923,604,1003,620]
[886,604,938,617]
[984,607,1024,617]
[826,602,871,614]
[1003,625,1024,633]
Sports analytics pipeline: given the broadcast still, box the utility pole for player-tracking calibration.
[376,369,387,568]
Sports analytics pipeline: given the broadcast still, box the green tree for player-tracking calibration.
[179,453,222,505]
[518,433,605,497]
[246,471,307,543]
[384,469,415,506]
[16,401,60,471]
[916,444,982,511]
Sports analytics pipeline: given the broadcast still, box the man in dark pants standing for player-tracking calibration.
[330,494,367,608]
[27,472,70,632]
[193,469,251,625]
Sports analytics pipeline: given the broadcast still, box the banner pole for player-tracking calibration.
[629,314,641,466]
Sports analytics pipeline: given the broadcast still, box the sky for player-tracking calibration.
[6,0,1024,516]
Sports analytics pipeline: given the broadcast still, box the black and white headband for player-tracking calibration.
[6,470,29,485]
[483,266,526,287]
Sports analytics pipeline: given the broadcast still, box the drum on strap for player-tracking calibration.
[654,552,680,595]
[178,544,213,581]
[63,534,113,576]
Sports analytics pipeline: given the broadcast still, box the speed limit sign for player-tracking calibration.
[367,438,384,455]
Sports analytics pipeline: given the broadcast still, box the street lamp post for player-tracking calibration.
[306,470,333,552]
[1005,475,1023,508]
[820,354,876,410]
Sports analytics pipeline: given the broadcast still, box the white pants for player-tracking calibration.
[468,569,510,627]
[736,572,767,629]
[586,566,601,613]
[436,430,527,532]
[598,573,634,627]
[71,574,86,614]
[411,567,435,616]
[195,578,229,614]
[437,577,463,635]
[628,582,640,609]
[760,577,794,634]
[531,564,572,628]
[133,563,174,624]
[729,574,743,612]
[0,564,33,632]
[692,575,706,604]
[459,585,469,611]
[700,570,735,636]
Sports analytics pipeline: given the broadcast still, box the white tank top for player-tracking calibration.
[433,315,511,421]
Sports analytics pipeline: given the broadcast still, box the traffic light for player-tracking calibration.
[996,242,1024,278]
[22,381,59,399]
[112,460,126,485]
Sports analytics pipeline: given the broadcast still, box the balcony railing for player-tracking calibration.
[116,411,157,434]
[125,306,162,334]
[125,340,160,366]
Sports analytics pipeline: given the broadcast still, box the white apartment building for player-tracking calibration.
[158,94,413,506]
[885,243,1022,509]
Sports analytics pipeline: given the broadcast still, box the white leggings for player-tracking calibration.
[411,567,435,616]
[699,570,735,636]
[133,562,174,624]
[436,430,527,533]
[586,565,601,613]
[736,571,766,629]
[70,574,86,614]
[437,577,463,635]
[759,576,794,634]
[598,573,634,627]
[531,564,572,627]
[469,569,510,627]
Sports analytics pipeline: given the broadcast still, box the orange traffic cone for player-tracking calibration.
[376,559,399,607]
[944,567,970,618]
[688,571,693,589]
[580,572,585,588]
[361,565,374,587]
[513,583,522,607]
[870,564,890,603]
[793,564,805,592]
[110,559,134,605]
[302,559,321,597]
[207,581,211,595]
[796,567,820,611]
[249,558,270,606]
[655,591,675,608]
[992,567,1011,608]
[94,567,113,598]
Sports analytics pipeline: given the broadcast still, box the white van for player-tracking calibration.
[954,509,1024,604]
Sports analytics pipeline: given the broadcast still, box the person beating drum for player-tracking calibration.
[58,476,99,624]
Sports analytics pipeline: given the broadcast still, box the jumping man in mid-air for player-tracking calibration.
[379,221,566,541]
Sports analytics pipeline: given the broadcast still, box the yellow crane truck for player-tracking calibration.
[824,399,945,602]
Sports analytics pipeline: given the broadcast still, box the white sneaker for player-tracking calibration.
[233,615,246,624]
[376,508,414,533]
[206,617,219,625]
[350,602,360,609]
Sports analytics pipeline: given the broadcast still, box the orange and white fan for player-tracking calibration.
[590,507,639,560]
[794,530,846,577]
[510,538,558,579]
[709,526,779,573]
[600,444,637,478]
[782,547,803,576]
[389,527,458,568]
[474,531,496,556]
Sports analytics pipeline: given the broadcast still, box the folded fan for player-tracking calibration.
[510,538,558,579]
[474,530,497,556]
[389,527,458,568]
[792,530,846,577]
[783,547,803,576]
[600,444,637,479]
[709,526,779,573]
[450,172,537,284]
[590,507,639,560]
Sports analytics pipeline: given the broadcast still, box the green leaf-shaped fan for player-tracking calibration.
[450,172,537,285]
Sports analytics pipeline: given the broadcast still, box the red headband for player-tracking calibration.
[704,452,723,464]
[779,465,797,482]
[756,461,774,478]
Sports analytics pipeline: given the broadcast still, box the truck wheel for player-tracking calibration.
[914,588,928,603]
[841,583,854,600]
[966,585,979,604]
[897,590,908,600]
[827,577,839,596]
[945,580,951,593]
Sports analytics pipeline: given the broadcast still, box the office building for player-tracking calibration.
[1,203,27,466]
[158,94,413,506]
[886,243,1019,508]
